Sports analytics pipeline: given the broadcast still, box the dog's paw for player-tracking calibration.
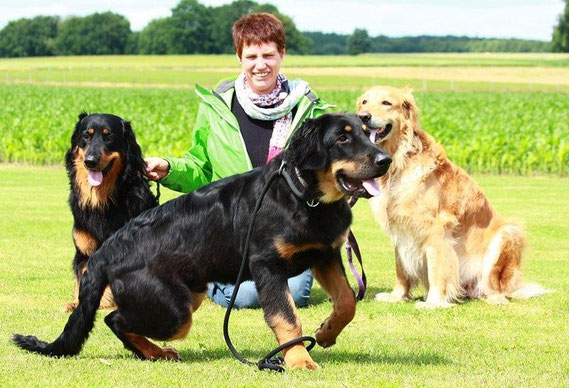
[160,347,181,361]
[375,292,406,303]
[315,326,337,348]
[484,294,510,305]
[286,357,320,370]
[415,300,454,309]
[63,301,78,312]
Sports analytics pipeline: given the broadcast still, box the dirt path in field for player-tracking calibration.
[281,66,569,86]
[3,66,569,89]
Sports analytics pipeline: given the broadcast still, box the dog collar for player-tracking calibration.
[279,160,320,207]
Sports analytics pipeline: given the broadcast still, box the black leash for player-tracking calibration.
[223,163,316,373]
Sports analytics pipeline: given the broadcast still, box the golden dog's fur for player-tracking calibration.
[357,86,547,308]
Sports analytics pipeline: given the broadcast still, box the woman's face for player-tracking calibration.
[238,41,285,95]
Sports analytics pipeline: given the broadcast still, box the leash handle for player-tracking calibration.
[346,197,367,301]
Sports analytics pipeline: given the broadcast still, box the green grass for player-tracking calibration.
[0,165,568,387]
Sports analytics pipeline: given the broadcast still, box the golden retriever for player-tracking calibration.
[356,85,547,308]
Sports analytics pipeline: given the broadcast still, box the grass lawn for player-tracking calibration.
[0,164,568,387]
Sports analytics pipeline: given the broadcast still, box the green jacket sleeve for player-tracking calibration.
[160,103,214,193]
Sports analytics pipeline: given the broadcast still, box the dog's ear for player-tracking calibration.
[121,120,147,180]
[402,87,418,122]
[288,117,328,171]
[71,112,89,146]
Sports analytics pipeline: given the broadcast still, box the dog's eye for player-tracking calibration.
[337,134,350,144]
[82,132,90,140]
[361,99,367,105]
[382,101,392,106]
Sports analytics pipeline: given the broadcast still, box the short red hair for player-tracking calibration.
[232,12,286,58]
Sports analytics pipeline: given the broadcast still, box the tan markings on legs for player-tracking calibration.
[331,229,349,249]
[73,148,123,209]
[167,292,206,341]
[376,248,412,303]
[123,332,180,361]
[64,265,87,312]
[168,313,192,341]
[65,267,116,311]
[98,286,116,309]
[313,262,356,348]
[191,291,207,313]
[72,229,100,256]
[274,237,326,260]
[267,291,319,370]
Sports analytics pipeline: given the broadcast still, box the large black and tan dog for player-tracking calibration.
[14,113,391,370]
[64,113,157,311]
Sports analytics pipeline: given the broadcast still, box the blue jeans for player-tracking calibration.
[207,269,313,309]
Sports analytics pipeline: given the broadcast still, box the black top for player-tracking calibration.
[231,94,274,168]
[231,91,298,168]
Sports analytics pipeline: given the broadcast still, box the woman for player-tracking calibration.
[145,12,332,308]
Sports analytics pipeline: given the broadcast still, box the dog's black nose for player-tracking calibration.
[358,112,371,124]
[84,155,99,168]
[374,154,392,170]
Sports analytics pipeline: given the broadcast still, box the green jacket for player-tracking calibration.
[160,78,333,193]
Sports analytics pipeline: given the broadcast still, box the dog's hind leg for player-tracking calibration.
[312,253,356,348]
[104,271,194,361]
[376,248,412,303]
[104,310,181,361]
[190,290,207,313]
[254,268,319,370]
[481,225,525,305]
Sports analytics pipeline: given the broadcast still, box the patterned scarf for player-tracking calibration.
[234,72,309,163]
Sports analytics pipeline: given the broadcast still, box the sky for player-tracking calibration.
[0,0,565,41]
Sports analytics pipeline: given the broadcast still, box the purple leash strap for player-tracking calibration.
[346,197,366,301]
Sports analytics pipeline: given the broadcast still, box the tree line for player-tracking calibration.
[0,0,565,58]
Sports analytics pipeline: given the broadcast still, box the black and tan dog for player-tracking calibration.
[13,113,391,370]
[64,113,157,311]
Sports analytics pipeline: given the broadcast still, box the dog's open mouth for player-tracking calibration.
[373,123,392,140]
[85,159,115,187]
[337,173,381,198]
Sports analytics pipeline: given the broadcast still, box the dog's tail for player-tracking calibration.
[510,282,552,299]
[12,257,108,357]
[499,223,551,299]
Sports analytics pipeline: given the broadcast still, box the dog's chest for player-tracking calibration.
[371,169,428,231]
[390,226,426,280]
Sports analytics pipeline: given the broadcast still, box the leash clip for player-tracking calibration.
[306,199,320,208]
[279,160,287,175]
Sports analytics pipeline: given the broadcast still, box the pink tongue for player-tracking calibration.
[88,171,103,186]
[369,129,378,143]
[362,179,380,197]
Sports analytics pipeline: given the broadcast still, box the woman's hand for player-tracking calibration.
[144,157,170,181]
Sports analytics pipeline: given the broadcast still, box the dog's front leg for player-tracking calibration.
[416,230,461,309]
[255,270,319,370]
[375,248,412,303]
[312,253,356,348]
